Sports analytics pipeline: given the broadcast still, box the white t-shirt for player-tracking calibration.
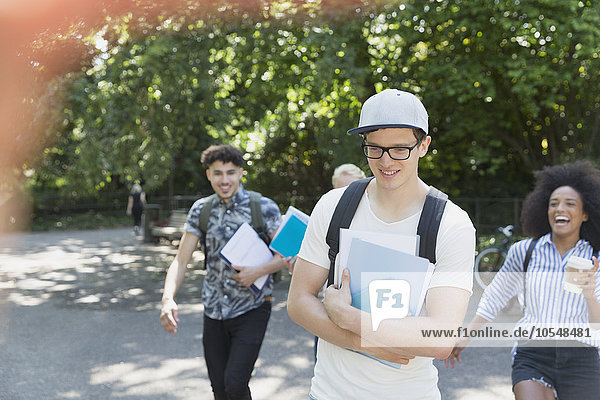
[298,186,475,400]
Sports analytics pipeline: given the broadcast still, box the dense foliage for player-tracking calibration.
[23,0,600,214]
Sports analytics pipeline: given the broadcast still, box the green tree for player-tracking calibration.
[32,1,377,209]
[27,0,600,212]
[374,0,600,196]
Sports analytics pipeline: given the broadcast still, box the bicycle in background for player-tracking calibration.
[474,224,515,290]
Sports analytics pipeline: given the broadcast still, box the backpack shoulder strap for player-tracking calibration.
[522,237,539,310]
[249,190,273,246]
[199,194,217,234]
[325,177,373,286]
[416,187,448,265]
[523,238,538,274]
[198,193,217,255]
[248,191,265,233]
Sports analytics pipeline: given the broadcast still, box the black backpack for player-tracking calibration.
[325,177,448,286]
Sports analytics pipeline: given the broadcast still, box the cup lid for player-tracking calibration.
[567,256,594,270]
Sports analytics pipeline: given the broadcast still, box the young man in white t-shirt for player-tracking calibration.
[287,89,475,399]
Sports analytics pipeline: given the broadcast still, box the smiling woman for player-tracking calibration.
[446,160,600,400]
[546,186,588,252]
[520,160,600,252]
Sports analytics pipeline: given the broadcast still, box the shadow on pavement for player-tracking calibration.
[0,228,513,399]
[0,228,314,400]
[0,228,204,311]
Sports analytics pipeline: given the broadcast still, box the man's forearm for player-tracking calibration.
[357,310,462,358]
[162,231,199,302]
[288,291,417,362]
[162,260,187,302]
[256,254,288,276]
[288,290,360,349]
[332,289,470,358]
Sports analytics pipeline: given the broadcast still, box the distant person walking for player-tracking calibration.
[446,161,600,400]
[331,163,366,189]
[126,184,146,236]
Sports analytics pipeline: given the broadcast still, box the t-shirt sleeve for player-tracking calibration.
[184,198,205,239]
[428,202,476,293]
[297,190,340,270]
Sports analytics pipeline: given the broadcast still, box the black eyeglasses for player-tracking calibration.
[361,137,424,160]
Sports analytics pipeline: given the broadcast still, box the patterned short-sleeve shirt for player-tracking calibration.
[184,185,282,320]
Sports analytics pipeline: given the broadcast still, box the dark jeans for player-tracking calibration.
[203,301,271,400]
[512,343,600,399]
[132,209,143,227]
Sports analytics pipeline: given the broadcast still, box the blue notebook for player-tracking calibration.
[269,214,308,258]
[347,238,432,316]
[345,238,433,369]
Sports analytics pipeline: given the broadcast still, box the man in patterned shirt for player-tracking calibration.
[160,144,293,400]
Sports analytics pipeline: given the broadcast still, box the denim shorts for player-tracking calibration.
[512,342,600,399]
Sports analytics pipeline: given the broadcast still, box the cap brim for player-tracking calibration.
[347,124,424,135]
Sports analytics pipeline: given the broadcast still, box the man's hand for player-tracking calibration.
[359,336,416,365]
[232,265,264,287]
[323,268,353,330]
[160,298,179,334]
[361,345,416,365]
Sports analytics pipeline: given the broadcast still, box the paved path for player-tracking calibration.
[0,228,515,399]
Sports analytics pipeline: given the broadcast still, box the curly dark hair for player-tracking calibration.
[521,160,600,249]
[200,144,244,168]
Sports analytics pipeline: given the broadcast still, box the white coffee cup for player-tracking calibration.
[564,256,594,294]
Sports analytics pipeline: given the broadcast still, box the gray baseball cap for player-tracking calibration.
[347,89,429,135]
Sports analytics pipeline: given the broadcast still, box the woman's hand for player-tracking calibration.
[576,256,599,299]
[444,338,469,368]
